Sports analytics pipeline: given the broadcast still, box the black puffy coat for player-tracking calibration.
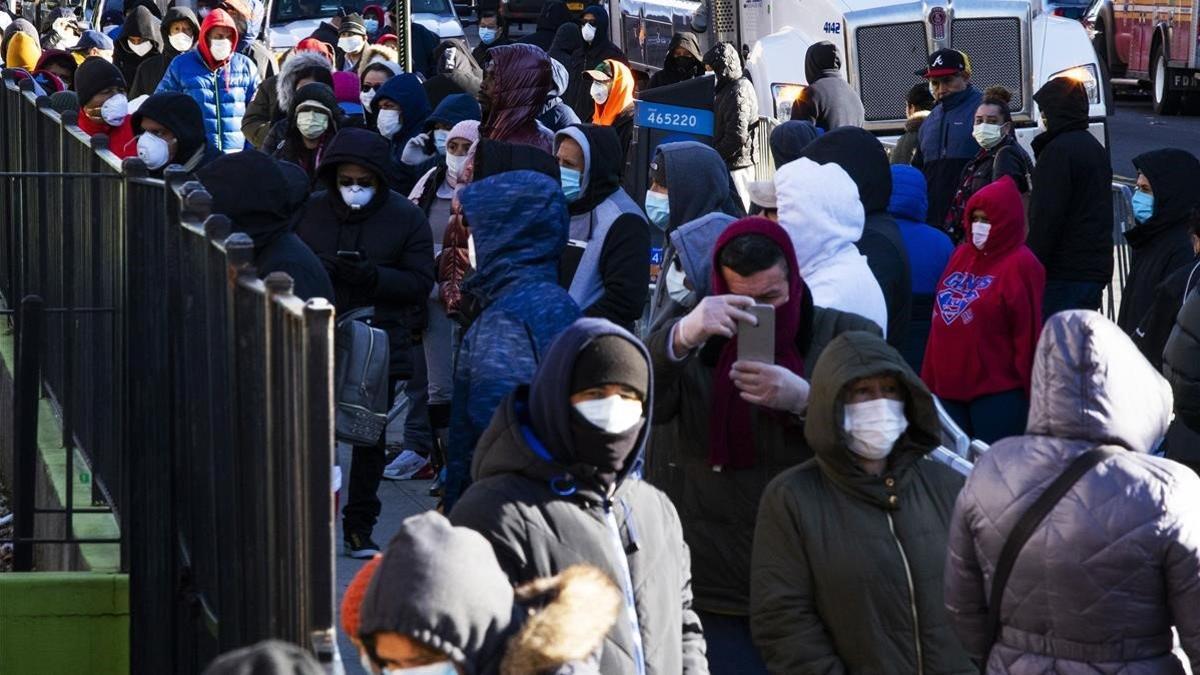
[648,32,703,89]
[704,43,757,169]
[113,6,162,85]
[1117,149,1200,334]
[296,128,435,376]
[129,6,196,98]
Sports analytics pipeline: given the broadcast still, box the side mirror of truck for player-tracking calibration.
[689,0,709,32]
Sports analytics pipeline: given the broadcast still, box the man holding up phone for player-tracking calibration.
[646,216,881,673]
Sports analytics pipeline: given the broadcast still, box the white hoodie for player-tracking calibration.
[776,157,888,337]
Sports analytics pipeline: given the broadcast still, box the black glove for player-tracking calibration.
[332,256,379,288]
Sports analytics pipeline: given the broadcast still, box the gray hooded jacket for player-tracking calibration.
[944,310,1200,673]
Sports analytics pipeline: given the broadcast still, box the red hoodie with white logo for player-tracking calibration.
[921,176,1045,402]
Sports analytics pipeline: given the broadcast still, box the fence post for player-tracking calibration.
[302,297,336,665]
[12,295,44,572]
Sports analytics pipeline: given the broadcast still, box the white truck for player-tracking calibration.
[611,0,1110,150]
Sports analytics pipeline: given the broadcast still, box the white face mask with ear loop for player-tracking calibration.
[168,32,194,52]
[972,221,992,250]
[843,398,908,460]
[129,39,154,56]
[100,93,128,126]
[590,81,610,104]
[573,395,644,434]
[664,260,693,305]
[208,37,232,61]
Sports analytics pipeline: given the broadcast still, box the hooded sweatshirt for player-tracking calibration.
[646,212,736,332]
[922,176,1045,402]
[1026,76,1113,284]
[704,42,757,169]
[273,81,342,176]
[591,59,635,162]
[451,318,709,675]
[798,126,912,347]
[424,38,483,109]
[4,29,38,70]
[443,171,581,509]
[769,120,821,169]
[375,71,432,146]
[801,41,864,130]
[129,6,199,98]
[655,141,745,233]
[557,124,649,331]
[155,8,257,153]
[480,43,555,154]
[776,157,889,336]
[539,57,582,132]
[578,5,626,72]
[648,32,703,89]
[131,90,215,174]
[113,5,161,84]
[751,330,972,675]
[1117,148,1200,334]
[401,92,482,166]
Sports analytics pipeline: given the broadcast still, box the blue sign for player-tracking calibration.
[636,101,714,136]
[650,247,664,266]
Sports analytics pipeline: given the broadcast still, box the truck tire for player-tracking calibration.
[1152,48,1182,115]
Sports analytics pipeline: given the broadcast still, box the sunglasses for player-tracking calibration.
[337,176,375,188]
[361,83,381,93]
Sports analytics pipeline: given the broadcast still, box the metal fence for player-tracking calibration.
[0,71,338,672]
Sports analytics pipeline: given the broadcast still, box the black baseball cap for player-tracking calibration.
[917,49,971,78]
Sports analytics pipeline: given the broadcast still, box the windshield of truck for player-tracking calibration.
[271,0,452,23]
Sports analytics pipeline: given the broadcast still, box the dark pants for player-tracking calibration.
[1043,279,1104,320]
[403,342,434,455]
[942,389,1029,445]
[696,611,768,675]
[343,374,401,537]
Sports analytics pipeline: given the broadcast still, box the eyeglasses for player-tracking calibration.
[337,176,374,188]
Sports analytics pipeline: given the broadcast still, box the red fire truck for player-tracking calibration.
[1084,0,1200,113]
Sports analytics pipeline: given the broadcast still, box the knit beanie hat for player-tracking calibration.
[5,31,40,71]
[74,56,125,106]
[340,555,381,640]
[570,335,649,400]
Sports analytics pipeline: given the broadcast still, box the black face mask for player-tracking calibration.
[568,410,643,492]
[670,55,695,72]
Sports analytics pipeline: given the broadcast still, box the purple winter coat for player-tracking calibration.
[944,309,1200,673]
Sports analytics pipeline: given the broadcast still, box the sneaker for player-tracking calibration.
[343,532,380,559]
[382,450,428,480]
[427,475,443,497]
[412,463,436,480]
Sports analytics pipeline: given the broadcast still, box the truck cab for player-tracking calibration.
[612,0,1109,153]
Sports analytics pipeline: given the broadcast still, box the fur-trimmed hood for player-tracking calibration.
[276,50,332,118]
[500,566,619,675]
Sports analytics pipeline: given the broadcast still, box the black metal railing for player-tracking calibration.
[0,70,337,672]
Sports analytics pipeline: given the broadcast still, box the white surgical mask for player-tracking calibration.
[664,262,693,305]
[971,221,991,250]
[433,129,449,155]
[168,32,194,52]
[100,93,128,126]
[338,35,365,54]
[208,37,232,61]
[574,395,643,434]
[340,184,375,209]
[590,81,609,104]
[972,122,1003,149]
[295,110,329,139]
[581,23,597,43]
[136,132,171,169]
[445,151,467,181]
[360,87,376,109]
[382,662,459,675]
[377,109,402,138]
[128,39,154,56]
[843,398,908,460]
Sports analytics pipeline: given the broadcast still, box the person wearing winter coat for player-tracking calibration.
[795,41,864,130]
[913,49,983,229]
[131,91,218,175]
[452,318,709,675]
[155,8,257,153]
[1027,76,1113,316]
[768,120,820,169]
[75,56,138,158]
[888,165,953,372]
[751,330,974,675]
[647,217,881,673]
[480,43,555,155]
[38,7,80,52]
[572,5,628,122]
[585,60,635,169]
[440,169,581,511]
[295,128,435,557]
[1,18,38,65]
[945,309,1200,673]
[1164,283,1200,473]
[647,212,736,333]
[799,126,913,348]
[776,157,889,336]
[704,42,758,210]
[942,86,1033,242]
[358,511,621,675]
[648,31,704,89]
[555,124,649,332]
[335,14,368,73]
[518,0,571,52]
[1117,149,1200,335]
[3,29,38,71]
[372,72,433,194]
[197,149,333,301]
[400,92,481,168]
[891,83,935,165]
[647,140,745,236]
[129,6,198,98]
[1133,210,1200,370]
[269,81,343,178]
[470,9,512,69]
[550,22,588,120]
[34,48,77,89]
[112,5,161,84]
[242,46,332,150]
[539,57,582,132]
[923,176,1044,443]
[423,39,482,109]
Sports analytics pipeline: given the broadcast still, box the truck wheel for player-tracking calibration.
[1152,48,1182,115]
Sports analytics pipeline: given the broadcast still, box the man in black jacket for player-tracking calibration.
[516,1,569,52]
[1164,279,1200,476]
[794,41,864,131]
[1133,209,1200,370]
[1027,76,1113,316]
[704,42,758,211]
[648,32,704,89]
[296,128,435,557]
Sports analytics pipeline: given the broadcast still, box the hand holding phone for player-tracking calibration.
[336,250,364,262]
[737,304,776,363]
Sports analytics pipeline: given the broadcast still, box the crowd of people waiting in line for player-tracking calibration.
[5,3,1200,672]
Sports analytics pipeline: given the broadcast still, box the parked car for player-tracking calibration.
[267,0,465,51]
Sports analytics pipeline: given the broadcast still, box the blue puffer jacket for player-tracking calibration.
[442,171,581,510]
[156,10,258,153]
[916,85,982,228]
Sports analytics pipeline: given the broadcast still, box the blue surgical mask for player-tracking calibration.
[478,27,497,44]
[364,18,379,34]
[645,190,670,229]
[1132,190,1154,224]
[433,129,449,155]
[561,166,583,202]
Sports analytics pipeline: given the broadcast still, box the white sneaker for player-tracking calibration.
[382,449,428,480]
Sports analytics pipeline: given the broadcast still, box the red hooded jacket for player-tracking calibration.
[196,8,239,71]
[921,176,1045,402]
[76,108,138,159]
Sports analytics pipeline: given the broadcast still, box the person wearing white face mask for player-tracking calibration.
[271,82,343,179]
[336,14,369,72]
[128,7,200,99]
[113,5,161,84]
[451,318,709,675]
[74,56,139,158]
[131,91,215,175]
[750,329,974,675]
[400,93,482,167]
[942,86,1033,243]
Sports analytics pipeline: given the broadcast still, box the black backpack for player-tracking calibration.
[334,307,391,446]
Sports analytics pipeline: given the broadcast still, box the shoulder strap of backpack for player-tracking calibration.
[980,447,1118,671]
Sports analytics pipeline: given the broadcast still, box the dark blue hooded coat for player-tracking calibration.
[443,171,581,509]
[374,73,433,193]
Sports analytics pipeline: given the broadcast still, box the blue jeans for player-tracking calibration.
[696,611,769,675]
[1043,279,1104,320]
[942,389,1029,444]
